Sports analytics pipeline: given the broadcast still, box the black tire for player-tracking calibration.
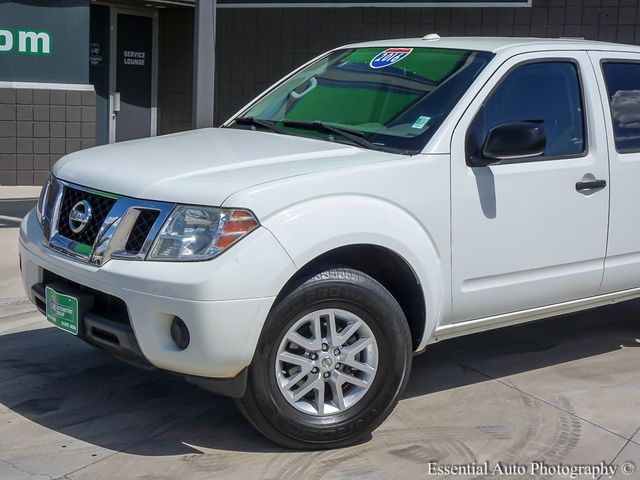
[236,267,413,449]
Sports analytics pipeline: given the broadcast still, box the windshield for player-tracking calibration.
[231,46,494,155]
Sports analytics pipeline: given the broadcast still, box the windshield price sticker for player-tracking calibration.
[412,116,431,129]
[369,48,413,69]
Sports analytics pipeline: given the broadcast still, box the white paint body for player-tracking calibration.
[19,37,640,379]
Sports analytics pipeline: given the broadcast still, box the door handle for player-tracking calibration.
[112,92,121,112]
[576,179,606,191]
[111,92,121,119]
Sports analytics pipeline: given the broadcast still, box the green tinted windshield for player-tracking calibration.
[235,47,494,154]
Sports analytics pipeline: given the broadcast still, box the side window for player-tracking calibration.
[466,62,586,164]
[602,62,640,153]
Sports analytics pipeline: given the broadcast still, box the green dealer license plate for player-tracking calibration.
[45,287,79,335]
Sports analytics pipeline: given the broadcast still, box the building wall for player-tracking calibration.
[0,88,96,186]
[0,0,90,85]
[3,0,639,185]
[157,8,194,135]
[0,3,191,186]
[0,0,94,186]
[214,0,640,124]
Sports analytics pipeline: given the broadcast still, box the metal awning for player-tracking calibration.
[90,0,195,7]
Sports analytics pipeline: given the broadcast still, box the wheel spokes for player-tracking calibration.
[341,336,373,359]
[336,371,369,389]
[326,310,339,347]
[328,377,346,410]
[275,308,378,416]
[278,351,314,369]
[291,375,322,402]
[286,330,320,352]
[342,357,376,376]
[282,369,308,391]
[310,313,322,349]
[314,379,326,415]
[332,317,364,348]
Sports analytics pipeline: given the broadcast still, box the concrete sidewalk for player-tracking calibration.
[0,186,41,201]
[0,186,40,228]
[0,187,39,299]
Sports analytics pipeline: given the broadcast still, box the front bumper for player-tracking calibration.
[19,209,297,389]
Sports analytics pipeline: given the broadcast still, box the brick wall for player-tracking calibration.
[0,88,96,186]
[214,0,640,124]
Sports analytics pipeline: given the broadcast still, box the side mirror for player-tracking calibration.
[476,122,546,166]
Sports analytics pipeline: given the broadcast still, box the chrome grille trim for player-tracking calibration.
[43,178,175,266]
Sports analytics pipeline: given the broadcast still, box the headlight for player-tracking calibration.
[148,206,258,261]
[36,175,52,227]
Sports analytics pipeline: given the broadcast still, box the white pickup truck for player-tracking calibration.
[19,36,640,449]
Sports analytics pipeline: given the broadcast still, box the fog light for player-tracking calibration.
[170,317,190,350]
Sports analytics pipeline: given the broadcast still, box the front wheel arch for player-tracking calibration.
[272,244,426,350]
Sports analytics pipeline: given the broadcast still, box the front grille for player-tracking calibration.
[125,209,160,254]
[57,187,117,246]
[45,178,173,265]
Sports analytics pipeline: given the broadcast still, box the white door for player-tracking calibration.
[589,52,640,294]
[450,51,610,323]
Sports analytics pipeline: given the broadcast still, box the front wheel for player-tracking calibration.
[236,267,413,449]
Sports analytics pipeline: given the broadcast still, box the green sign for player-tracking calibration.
[46,287,79,336]
[0,29,51,55]
[0,0,89,84]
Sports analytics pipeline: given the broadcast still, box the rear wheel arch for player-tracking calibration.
[273,244,427,350]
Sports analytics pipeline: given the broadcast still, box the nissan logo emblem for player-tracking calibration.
[68,200,92,234]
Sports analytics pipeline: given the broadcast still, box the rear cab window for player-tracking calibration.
[601,62,640,153]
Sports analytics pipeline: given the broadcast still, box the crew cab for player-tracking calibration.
[19,36,640,449]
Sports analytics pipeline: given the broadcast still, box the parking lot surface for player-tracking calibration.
[1,193,639,479]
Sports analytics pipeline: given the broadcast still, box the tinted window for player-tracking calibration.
[602,62,640,153]
[237,47,494,155]
[467,62,585,163]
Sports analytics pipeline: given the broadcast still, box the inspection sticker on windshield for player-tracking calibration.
[370,48,413,69]
[412,116,431,129]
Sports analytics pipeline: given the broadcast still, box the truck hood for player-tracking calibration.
[53,128,397,206]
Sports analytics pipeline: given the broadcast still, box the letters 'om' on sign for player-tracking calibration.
[0,29,51,54]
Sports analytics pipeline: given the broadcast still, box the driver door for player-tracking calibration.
[449,51,609,323]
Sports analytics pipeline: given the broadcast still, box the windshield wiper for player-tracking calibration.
[233,116,286,135]
[281,120,383,152]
